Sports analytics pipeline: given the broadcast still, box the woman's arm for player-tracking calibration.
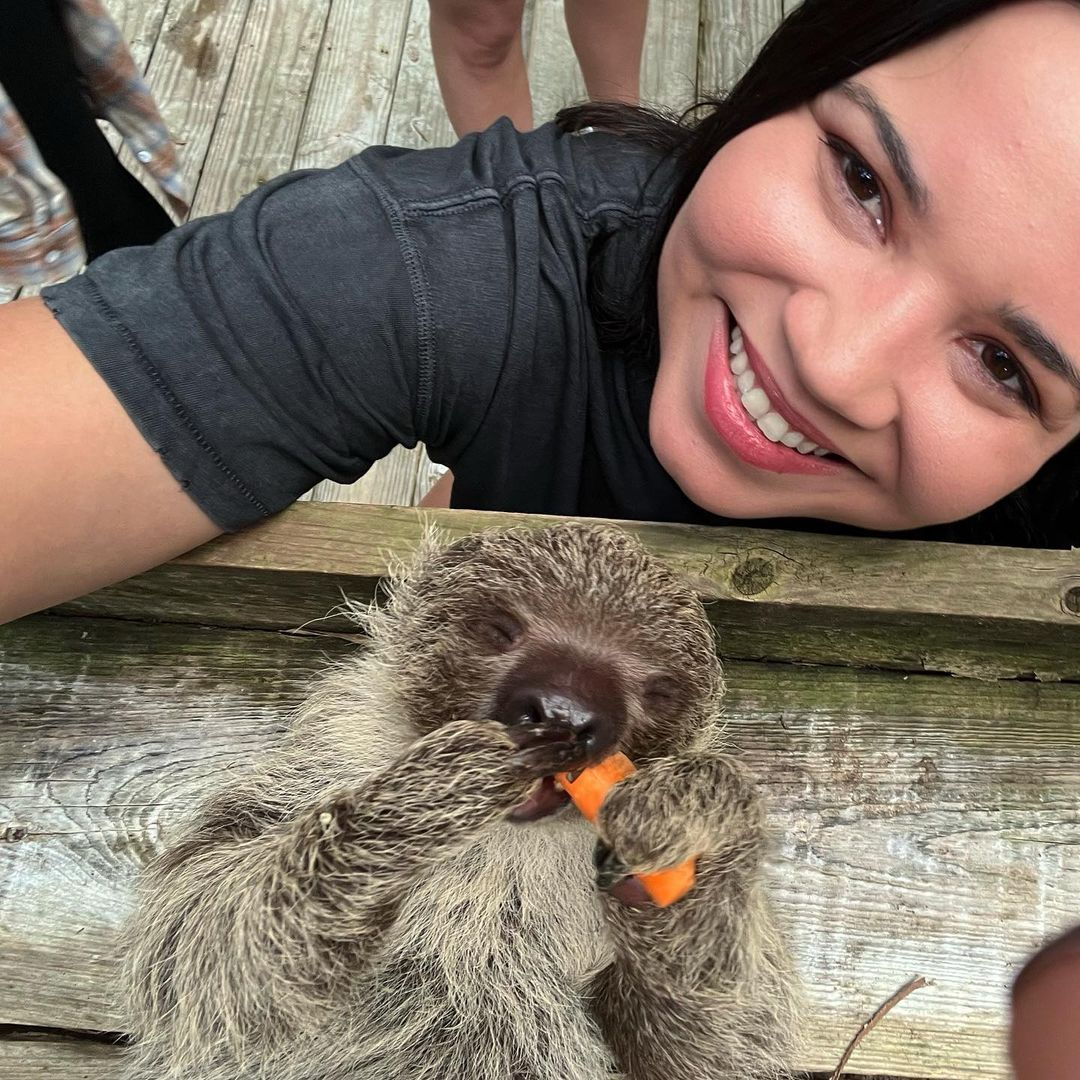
[0,298,222,625]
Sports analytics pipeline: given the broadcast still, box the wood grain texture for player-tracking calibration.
[529,0,699,121]
[2,613,1076,1077]
[135,0,256,207]
[0,1037,944,1080]
[50,503,1080,679]
[6,3,1077,1078]
[526,0,587,124]
[0,1037,122,1080]
[292,0,412,168]
[698,0,784,96]
[104,0,173,70]
[187,0,332,218]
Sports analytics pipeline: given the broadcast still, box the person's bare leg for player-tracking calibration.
[419,471,455,508]
[563,0,648,104]
[429,0,533,136]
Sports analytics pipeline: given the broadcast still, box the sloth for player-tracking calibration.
[120,522,801,1080]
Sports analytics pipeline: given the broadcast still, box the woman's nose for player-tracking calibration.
[783,272,943,432]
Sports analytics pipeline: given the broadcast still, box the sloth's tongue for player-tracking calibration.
[508,775,572,822]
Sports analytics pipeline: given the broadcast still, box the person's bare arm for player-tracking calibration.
[0,298,222,625]
[419,470,454,508]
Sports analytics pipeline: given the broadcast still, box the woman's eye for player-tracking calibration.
[823,137,885,235]
[977,341,1034,407]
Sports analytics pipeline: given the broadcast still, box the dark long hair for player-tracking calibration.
[558,0,1078,549]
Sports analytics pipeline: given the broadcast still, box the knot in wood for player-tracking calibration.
[731,556,776,597]
[1063,585,1080,616]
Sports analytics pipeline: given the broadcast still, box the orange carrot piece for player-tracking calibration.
[555,752,697,907]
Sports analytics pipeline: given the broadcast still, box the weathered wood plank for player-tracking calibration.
[0,1036,121,1080]
[138,0,255,208]
[2,614,1076,1077]
[697,0,784,97]
[49,503,1080,679]
[640,0,702,111]
[103,0,173,72]
[187,0,331,219]
[292,0,412,168]
[528,0,700,121]
[0,1035,933,1080]
[384,0,459,150]
[526,0,587,123]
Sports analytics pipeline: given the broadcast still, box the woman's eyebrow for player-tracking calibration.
[833,80,931,217]
[999,305,1080,407]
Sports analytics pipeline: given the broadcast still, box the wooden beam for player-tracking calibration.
[49,503,1080,680]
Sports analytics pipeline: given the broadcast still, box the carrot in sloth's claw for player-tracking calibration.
[555,752,697,907]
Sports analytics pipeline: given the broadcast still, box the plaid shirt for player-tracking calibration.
[0,0,190,289]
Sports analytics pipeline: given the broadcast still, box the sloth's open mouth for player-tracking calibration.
[508,775,572,822]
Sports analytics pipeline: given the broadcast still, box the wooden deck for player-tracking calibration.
[4,2,1080,1079]
[3,504,1080,1080]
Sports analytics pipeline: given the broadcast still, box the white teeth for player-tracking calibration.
[740,387,771,419]
[728,320,828,456]
[758,412,788,442]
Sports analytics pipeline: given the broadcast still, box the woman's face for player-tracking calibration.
[652,0,1080,531]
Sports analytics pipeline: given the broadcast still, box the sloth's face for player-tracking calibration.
[382,524,723,817]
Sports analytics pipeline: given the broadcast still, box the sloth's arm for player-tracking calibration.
[588,753,801,1080]
[122,720,531,1073]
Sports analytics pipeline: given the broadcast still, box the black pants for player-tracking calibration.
[0,0,175,259]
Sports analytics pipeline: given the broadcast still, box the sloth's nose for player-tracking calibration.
[495,662,624,760]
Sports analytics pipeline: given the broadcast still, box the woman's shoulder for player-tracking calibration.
[349,119,674,232]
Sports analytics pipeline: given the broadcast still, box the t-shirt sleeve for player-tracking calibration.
[40,157,422,531]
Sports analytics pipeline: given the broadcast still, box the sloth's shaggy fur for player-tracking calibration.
[120,523,801,1080]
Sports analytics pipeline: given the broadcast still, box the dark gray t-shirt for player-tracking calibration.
[41,120,715,531]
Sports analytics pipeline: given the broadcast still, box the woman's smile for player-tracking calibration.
[703,306,852,476]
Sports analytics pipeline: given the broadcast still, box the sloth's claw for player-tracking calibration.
[593,840,651,906]
[511,738,585,777]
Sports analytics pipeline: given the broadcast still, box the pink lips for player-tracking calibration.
[703,316,847,476]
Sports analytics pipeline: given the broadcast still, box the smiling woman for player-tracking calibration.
[1,0,1079,625]
[651,4,1080,534]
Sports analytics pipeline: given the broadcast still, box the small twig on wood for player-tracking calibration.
[830,975,929,1080]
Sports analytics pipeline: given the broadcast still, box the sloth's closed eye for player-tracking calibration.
[471,612,524,651]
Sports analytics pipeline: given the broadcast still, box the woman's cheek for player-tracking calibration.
[685,115,826,284]
[902,418,1046,527]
